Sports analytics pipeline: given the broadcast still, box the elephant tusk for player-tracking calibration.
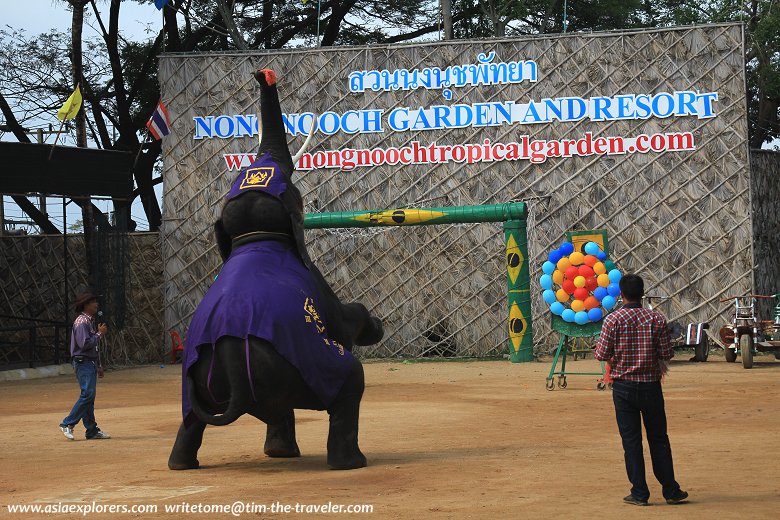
[291,117,316,166]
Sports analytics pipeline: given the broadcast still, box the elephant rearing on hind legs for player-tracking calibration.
[168,69,383,471]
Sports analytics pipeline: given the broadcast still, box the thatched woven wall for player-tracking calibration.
[751,150,780,319]
[160,23,752,357]
[0,233,163,365]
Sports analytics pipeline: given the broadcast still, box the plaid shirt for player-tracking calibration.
[594,303,673,382]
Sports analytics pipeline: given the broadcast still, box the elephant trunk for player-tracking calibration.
[254,69,294,174]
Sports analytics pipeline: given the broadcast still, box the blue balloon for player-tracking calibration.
[607,283,621,297]
[584,242,601,256]
[550,302,565,315]
[540,274,553,290]
[549,249,562,264]
[542,289,557,304]
[542,261,556,275]
[574,311,590,325]
[596,251,607,261]
[608,269,623,283]
[602,295,617,310]
[588,308,603,322]
[559,242,575,256]
[562,309,576,322]
[593,287,608,301]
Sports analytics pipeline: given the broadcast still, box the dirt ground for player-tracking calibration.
[1,352,779,519]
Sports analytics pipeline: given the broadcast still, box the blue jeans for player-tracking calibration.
[611,380,681,501]
[60,360,100,437]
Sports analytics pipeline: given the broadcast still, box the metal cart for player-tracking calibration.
[718,294,780,368]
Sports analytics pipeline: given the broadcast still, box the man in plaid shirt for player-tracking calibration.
[595,274,688,506]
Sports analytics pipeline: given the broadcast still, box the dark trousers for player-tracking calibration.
[611,380,680,500]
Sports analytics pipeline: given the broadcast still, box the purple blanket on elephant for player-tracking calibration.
[181,240,355,424]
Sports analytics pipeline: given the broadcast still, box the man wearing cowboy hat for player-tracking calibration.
[59,291,111,440]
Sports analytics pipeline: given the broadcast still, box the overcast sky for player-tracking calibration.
[2,0,161,40]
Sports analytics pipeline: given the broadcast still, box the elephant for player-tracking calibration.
[168,69,383,471]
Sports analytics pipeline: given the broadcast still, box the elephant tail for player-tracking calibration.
[187,340,254,426]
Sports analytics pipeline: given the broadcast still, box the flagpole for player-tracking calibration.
[133,132,152,171]
[48,120,67,161]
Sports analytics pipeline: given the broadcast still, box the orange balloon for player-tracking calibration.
[573,275,586,288]
[597,273,610,287]
[552,270,564,285]
[557,257,571,271]
[593,262,607,275]
[556,289,569,303]
[569,251,584,265]
[584,255,598,267]
[571,299,585,312]
[584,296,599,310]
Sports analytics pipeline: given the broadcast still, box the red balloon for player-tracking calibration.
[584,255,598,267]
[584,296,600,310]
[578,265,595,278]
[585,276,599,291]
[562,280,576,294]
[565,266,579,280]
[573,287,589,301]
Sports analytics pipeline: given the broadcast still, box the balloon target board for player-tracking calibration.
[539,240,622,326]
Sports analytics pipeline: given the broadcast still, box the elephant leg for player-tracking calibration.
[326,360,367,470]
[264,409,301,458]
[168,420,206,470]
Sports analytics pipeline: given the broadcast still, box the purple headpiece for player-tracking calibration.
[226,151,288,201]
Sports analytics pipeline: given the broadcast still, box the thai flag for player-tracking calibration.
[146,100,171,140]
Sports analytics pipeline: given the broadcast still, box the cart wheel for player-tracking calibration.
[545,378,555,391]
[558,376,567,389]
[597,381,606,391]
[694,333,710,362]
[740,334,754,369]
[724,346,737,363]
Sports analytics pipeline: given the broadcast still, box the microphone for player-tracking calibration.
[97,310,105,325]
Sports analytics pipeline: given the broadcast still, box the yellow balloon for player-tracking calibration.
[556,289,569,303]
[593,262,607,275]
[597,273,610,287]
[556,257,571,271]
[569,251,584,266]
[552,270,565,285]
[571,299,585,312]
[573,275,586,288]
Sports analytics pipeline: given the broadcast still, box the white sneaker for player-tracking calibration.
[60,426,74,440]
[87,430,111,440]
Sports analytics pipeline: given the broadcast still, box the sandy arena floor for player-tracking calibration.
[1,353,779,519]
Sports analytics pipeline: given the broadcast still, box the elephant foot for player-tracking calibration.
[264,411,301,458]
[168,456,200,470]
[264,443,301,458]
[327,448,367,470]
[169,420,206,470]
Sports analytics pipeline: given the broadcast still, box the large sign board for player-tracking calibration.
[159,24,752,354]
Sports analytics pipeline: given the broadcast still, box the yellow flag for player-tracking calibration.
[57,85,82,121]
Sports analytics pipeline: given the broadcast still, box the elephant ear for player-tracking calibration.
[214,218,232,261]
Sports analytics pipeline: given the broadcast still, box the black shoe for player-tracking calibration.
[666,490,689,504]
[623,495,649,506]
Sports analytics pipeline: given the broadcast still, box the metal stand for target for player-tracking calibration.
[545,315,607,390]
[545,228,611,391]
